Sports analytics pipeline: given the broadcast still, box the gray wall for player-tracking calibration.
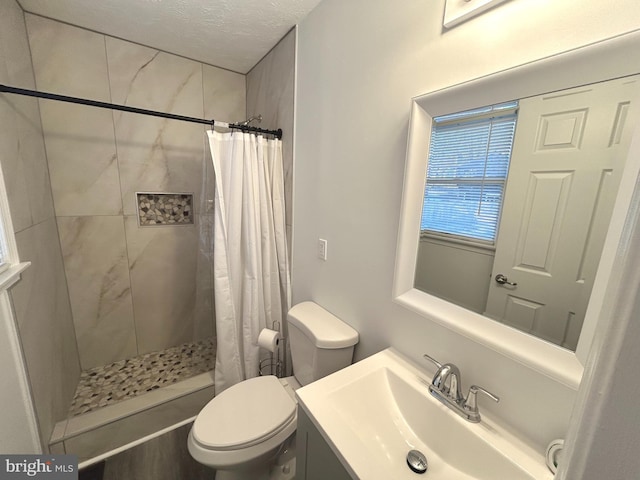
[25,14,246,370]
[0,0,81,452]
[292,0,640,451]
[415,239,493,314]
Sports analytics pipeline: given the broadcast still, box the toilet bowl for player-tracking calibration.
[188,375,299,479]
[188,302,359,479]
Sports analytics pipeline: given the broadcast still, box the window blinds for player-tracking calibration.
[421,101,518,244]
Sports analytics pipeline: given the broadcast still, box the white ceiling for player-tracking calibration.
[17,0,323,74]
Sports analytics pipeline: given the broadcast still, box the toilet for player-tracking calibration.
[188,301,359,480]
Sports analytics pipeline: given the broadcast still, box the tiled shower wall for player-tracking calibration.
[247,29,296,248]
[0,0,81,451]
[25,14,246,370]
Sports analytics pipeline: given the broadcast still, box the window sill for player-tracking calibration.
[0,262,30,291]
[420,232,496,252]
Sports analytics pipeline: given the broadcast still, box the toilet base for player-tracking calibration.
[214,466,269,480]
[269,457,295,480]
[213,435,296,480]
[214,458,295,480]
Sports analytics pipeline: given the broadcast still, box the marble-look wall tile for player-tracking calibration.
[0,77,31,233]
[115,110,203,215]
[40,102,123,216]
[10,217,80,450]
[0,5,34,88]
[107,39,202,117]
[25,14,111,101]
[2,94,55,229]
[58,216,137,369]
[124,216,209,354]
[0,6,54,232]
[1,3,79,453]
[246,29,296,229]
[106,38,205,216]
[203,64,246,122]
[26,15,123,216]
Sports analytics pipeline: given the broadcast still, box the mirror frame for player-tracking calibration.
[393,30,640,388]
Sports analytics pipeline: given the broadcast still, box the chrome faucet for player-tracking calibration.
[423,354,499,423]
[431,362,464,403]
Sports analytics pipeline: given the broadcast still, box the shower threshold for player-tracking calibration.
[50,339,216,463]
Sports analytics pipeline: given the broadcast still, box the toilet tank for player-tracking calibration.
[287,302,359,386]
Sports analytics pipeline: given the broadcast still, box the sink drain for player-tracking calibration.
[406,450,428,474]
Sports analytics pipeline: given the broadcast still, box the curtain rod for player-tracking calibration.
[0,83,283,140]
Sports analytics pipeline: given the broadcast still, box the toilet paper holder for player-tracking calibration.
[259,355,283,377]
[259,321,285,378]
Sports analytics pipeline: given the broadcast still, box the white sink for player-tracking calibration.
[296,348,553,480]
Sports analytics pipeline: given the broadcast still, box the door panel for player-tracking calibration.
[485,75,640,349]
[516,171,572,272]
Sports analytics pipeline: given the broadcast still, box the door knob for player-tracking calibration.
[494,274,517,286]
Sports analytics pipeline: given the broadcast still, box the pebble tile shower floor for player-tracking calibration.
[69,338,216,417]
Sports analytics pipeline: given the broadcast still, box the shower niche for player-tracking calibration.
[137,192,194,226]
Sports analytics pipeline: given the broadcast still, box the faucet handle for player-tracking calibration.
[464,385,500,412]
[422,354,442,370]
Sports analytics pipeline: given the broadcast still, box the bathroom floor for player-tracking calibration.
[69,338,216,416]
[78,423,211,480]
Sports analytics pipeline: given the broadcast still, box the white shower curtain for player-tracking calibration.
[207,130,291,394]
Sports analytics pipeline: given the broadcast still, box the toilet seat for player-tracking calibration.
[192,375,296,451]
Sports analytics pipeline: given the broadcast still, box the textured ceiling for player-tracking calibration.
[17,0,323,73]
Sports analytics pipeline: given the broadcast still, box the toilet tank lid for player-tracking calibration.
[287,301,359,349]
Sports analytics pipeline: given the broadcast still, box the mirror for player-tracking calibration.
[393,30,640,387]
[414,75,640,352]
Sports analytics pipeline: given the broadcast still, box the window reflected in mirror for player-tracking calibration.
[421,101,518,245]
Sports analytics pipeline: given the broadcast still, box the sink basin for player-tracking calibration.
[296,348,552,480]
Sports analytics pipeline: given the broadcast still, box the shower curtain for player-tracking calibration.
[207,130,291,394]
